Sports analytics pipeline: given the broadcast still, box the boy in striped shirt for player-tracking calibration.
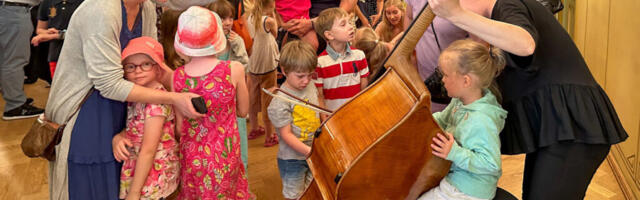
[313,8,370,114]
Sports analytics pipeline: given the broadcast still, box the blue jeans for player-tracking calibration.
[277,159,313,199]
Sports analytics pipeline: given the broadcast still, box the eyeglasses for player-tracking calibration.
[123,62,156,72]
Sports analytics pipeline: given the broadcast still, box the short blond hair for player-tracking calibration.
[280,40,317,73]
[314,8,348,41]
[441,39,506,88]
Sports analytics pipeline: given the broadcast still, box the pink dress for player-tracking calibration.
[173,60,249,199]
[119,86,179,199]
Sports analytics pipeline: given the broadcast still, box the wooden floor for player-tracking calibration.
[0,80,628,199]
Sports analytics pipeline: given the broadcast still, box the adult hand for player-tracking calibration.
[370,14,380,25]
[46,28,59,34]
[112,132,132,162]
[287,18,313,36]
[431,132,454,159]
[31,33,59,46]
[173,92,206,119]
[428,0,465,20]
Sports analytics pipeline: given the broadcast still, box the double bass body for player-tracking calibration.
[301,5,452,200]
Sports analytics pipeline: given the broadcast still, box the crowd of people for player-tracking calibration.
[0,0,629,199]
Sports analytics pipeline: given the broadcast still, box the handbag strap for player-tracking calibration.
[62,88,95,126]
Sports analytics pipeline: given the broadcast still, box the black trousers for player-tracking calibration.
[522,141,611,200]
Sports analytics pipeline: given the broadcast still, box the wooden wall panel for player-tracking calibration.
[606,0,640,179]
[572,0,640,198]
[583,0,610,84]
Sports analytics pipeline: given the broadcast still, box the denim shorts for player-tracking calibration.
[277,158,313,199]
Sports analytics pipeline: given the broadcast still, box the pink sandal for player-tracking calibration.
[248,127,265,140]
[263,134,279,147]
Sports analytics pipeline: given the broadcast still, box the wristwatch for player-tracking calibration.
[59,29,66,40]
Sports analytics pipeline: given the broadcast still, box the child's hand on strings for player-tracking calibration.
[431,132,455,159]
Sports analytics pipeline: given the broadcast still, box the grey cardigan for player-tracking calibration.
[44,0,157,199]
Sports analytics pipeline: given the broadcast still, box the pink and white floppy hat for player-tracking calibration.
[174,6,226,57]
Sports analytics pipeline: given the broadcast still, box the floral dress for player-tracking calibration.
[173,60,249,199]
[119,86,180,199]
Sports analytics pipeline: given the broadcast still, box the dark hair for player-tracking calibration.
[206,0,235,19]
[159,9,185,69]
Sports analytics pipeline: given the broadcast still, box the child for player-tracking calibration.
[247,0,280,147]
[207,0,251,171]
[118,37,179,200]
[353,27,392,82]
[31,0,84,78]
[419,39,507,200]
[172,6,250,199]
[159,9,185,69]
[267,40,320,200]
[313,8,370,112]
[374,0,406,42]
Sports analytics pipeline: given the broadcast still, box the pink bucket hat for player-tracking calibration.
[122,36,165,64]
[174,6,226,57]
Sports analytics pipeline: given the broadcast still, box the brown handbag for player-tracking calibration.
[21,88,94,161]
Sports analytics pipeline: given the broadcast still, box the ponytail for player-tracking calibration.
[443,39,506,89]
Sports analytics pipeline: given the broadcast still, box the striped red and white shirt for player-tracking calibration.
[315,44,369,111]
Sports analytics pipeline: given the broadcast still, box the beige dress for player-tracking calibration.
[248,15,279,75]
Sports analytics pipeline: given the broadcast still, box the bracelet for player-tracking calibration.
[59,29,66,40]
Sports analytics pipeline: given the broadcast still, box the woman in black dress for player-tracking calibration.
[427,0,628,199]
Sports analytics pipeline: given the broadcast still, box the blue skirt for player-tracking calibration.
[67,90,126,200]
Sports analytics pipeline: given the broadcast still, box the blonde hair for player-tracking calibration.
[280,40,317,73]
[159,9,185,69]
[251,0,275,32]
[442,39,506,89]
[314,8,348,41]
[378,0,406,42]
[206,0,235,19]
[353,27,388,76]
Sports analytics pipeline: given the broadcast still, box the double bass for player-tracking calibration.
[300,4,451,200]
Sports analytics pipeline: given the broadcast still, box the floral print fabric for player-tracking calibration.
[119,86,179,199]
[173,60,249,199]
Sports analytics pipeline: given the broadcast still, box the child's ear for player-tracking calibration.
[324,30,333,41]
[463,75,473,88]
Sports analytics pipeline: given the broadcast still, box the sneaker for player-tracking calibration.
[2,103,44,120]
[26,98,34,105]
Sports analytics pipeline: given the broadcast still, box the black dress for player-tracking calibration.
[491,0,627,155]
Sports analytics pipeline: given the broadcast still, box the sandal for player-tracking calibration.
[248,127,265,140]
[264,134,279,147]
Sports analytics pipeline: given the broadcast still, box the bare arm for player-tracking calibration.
[231,61,249,117]
[354,5,371,27]
[35,20,50,35]
[317,87,328,121]
[404,4,413,30]
[279,124,311,156]
[266,17,278,39]
[339,0,358,13]
[126,85,204,119]
[31,20,60,46]
[360,77,368,90]
[125,116,165,200]
[428,0,535,56]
